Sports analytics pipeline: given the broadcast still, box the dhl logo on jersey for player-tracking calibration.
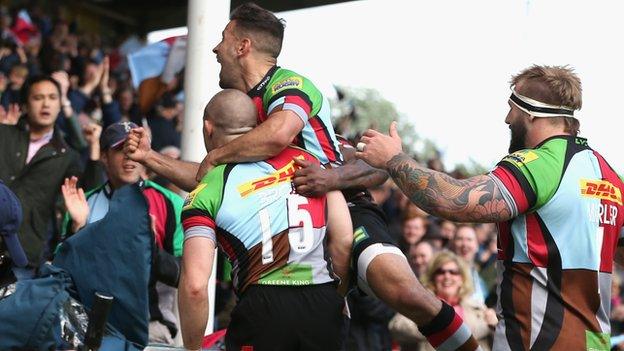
[237,158,302,197]
[580,179,623,205]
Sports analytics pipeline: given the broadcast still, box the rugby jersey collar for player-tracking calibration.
[249,65,280,95]
[534,134,588,149]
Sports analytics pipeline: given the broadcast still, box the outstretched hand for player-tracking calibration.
[355,121,403,169]
[292,157,337,197]
[61,176,89,232]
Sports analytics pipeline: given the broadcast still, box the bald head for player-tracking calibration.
[203,89,257,149]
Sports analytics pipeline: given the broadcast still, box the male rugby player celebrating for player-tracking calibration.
[178,90,351,350]
[357,65,624,350]
[126,3,481,350]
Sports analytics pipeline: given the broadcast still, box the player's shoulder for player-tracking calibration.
[499,137,571,172]
[186,165,228,202]
[268,67,318,95]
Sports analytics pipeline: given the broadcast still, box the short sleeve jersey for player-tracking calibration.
[181,147,336,295]
[248,66,343,167]
[489,135,624,350]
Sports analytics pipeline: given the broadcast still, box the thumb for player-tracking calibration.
[389,121,400,139]
[293,157,311,168]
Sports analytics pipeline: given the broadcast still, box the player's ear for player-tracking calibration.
[238,38,251,56]
[203,119,213,136]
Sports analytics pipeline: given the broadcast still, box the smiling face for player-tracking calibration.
[25,80,61,131]
[213,21,243,89]
[101,146,144,189]
[433,260,463,301]
[402,216,426,245]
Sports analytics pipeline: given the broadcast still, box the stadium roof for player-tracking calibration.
[83,0,356,34]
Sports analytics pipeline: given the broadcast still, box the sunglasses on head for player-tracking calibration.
[434,268,460,276]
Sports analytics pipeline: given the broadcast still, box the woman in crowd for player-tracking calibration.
[388,251,497,350]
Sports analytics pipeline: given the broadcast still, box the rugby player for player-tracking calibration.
[356,65,624,350]
[126,3,481,350]
[178,89,352,350]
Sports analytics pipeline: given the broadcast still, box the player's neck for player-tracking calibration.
[241,58,277,91]
[527,124,570,148]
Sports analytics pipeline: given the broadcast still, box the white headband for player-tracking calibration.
[509,88,576,118]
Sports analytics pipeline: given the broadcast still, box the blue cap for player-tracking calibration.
[100,121,139,150]
[0,182,27,267]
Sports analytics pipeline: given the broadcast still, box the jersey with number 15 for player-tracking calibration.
[181,146,336,295]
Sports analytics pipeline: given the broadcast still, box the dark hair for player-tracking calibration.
[230,2,285,58]
[20,75,62,105]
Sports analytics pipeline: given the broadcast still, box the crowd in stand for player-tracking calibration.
[2,4,624,351]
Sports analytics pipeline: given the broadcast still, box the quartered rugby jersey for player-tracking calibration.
[489,135,624,350]
[181,147,336,295]
[248,65,343,167]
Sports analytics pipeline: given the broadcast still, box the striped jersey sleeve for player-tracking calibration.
[490,143,565,214]
[181,165,226,244]
[264,70,322,124]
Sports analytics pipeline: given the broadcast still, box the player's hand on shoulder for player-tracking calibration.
[196,151,217,182]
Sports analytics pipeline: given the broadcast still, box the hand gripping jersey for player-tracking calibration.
[181,147,336,295]
[490,135,624,350]
[248,66,343,167]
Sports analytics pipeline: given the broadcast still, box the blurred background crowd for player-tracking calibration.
[0,1,623,350]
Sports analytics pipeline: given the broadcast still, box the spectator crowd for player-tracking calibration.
[1,3,624,351]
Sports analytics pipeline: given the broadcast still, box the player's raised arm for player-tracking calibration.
[357,122,515,223]
[124,127,200,192]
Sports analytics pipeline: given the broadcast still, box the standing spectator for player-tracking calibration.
[437,219,457,243]
[452,225,488,304]
[398,211,427,254]
[408,240,437,279]
[61,121,184,344]
[0,75,82,278]
[148,93,182,152]
[1,63,28,108]
[389,251,497,351]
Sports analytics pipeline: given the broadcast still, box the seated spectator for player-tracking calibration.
[389,251,497,351]
[408,240,437,279]
[452,225,488,304]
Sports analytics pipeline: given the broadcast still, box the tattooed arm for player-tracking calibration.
[355,121,514,223]
[386,153,513,223]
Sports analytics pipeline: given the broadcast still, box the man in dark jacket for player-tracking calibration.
[0,75,83,278]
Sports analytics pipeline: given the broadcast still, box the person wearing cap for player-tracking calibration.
[0,74,84,279]
[0,180,28,285]
[356,65,624,350]
[60,121,185,345]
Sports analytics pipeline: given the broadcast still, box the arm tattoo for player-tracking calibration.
[387,153,514,223]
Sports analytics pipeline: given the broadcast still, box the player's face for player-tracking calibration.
[213,21,241,89]
[505,100,531,153]
[102,146,144,189]
[25,81,61,130]
[433,261,462,299]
